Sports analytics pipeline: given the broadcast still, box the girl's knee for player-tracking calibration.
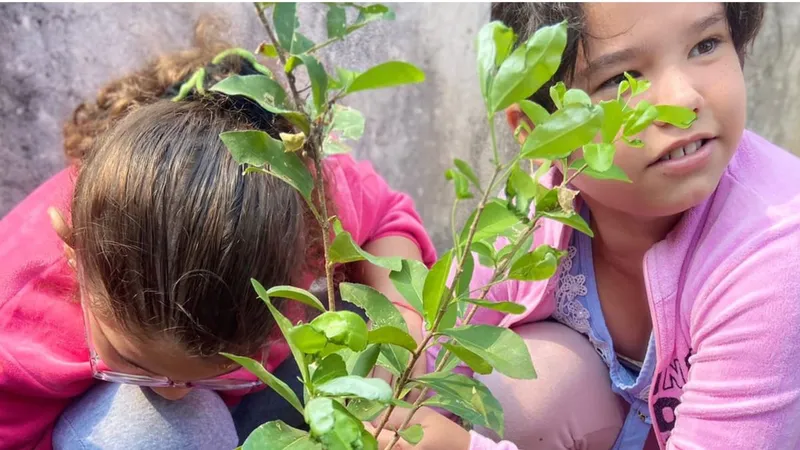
[54,383,237,449]
[474,322,624,449]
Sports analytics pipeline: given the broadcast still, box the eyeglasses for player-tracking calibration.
[81,296,266,391]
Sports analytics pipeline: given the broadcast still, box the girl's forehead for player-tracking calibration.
[581,2,725,42]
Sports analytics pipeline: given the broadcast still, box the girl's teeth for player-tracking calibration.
[660,140,704,162]
[669,147,685,160]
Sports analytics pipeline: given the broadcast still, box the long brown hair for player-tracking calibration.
[67,19,326,358]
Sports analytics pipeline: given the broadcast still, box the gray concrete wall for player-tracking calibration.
[0,3,796,253]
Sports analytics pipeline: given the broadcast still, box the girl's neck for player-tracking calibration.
[584,197,681,275]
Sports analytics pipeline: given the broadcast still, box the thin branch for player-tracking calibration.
[382,217,541,449]
[254,4,303,109]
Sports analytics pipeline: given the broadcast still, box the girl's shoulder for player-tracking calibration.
[676,131,800,321]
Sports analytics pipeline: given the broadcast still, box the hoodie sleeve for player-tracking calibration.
[668,226,800,449]
[326,154,437,268]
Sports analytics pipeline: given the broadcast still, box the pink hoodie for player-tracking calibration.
[457,130,800,449]
[0,154,437,450]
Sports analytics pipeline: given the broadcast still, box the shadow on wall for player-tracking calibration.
[0,3,795,252]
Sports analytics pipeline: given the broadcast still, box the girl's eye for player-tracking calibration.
[598,71,641,91]
[689,37,720,57]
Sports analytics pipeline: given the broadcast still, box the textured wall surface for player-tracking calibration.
[0,3,796,253]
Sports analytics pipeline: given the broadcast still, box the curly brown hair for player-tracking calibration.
[62,17,238,164]
[66,17,334,358]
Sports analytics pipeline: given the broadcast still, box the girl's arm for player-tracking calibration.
[667,232,800,449]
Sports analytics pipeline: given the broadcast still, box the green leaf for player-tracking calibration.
[273,3,298,51]
[288,324,328,354]
[345,61,425,94]
[445,168,473,200]
[623,100,659,137]
[617,79,630,100]
[345,3,395,34]
[305,397,366,449]
[454,158,481,190]
[572,159,631,182]
[326,4,347,39]
[440,325,536,379]
[463,298,526,315]
[291,34,315,56]
[437,301,459,332]
[624,72,639,95]
[476,21,516,103]
[316,375,393,402]
[455,251,475,300]
[242,421,321,450]
[459,200,520,245]
[221,353,305,415]
[563,89,592,106]
[351,344,381,377]
[251,279,310,383]
[377,344,406,376]
[339,282,407,331]
[422,250,454,326]
[624,136,645,148]
[328,231,402,271]
[327,105,365,141]
[388,259,428,314]
[266,286,325,312]
[521,104,604,160]
[549,81,567,110]
[398,424,424,445]
[655,105,696,129]
[471,242,496,267]
[518,100,550,126]
[582,142,616,173]
[322,138,351,155]
[220,130,314,200]
[210,75,289,113]
[368,326,417,352]
[599,100,624,143]
[507,163,538,216]
[417,372,504,436]
[311,311,368,352]
[295,55,327,112]
[435,345,462,373]
[539,209,593,237]
[257,43,279,59]
[347,398,387,422]
[331,67,358,92]
[508,244,562,281]
[441,342,492,375]
[489,21,568,112]
[312,354,347,387]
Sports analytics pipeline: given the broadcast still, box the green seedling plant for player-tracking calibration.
[184,4,696,449]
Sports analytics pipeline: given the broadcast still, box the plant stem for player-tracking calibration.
[307,36,342,54]
[489,113,500,166]
[374,164,502,438]
[254,3,303,109]
[254,3,336,309]
[381,218,541,450]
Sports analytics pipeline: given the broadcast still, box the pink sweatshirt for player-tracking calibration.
[0,154,437,450]
[460,130,800,449]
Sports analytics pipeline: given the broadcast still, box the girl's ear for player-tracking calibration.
[505,104,535,145]
[48,206,76,269]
